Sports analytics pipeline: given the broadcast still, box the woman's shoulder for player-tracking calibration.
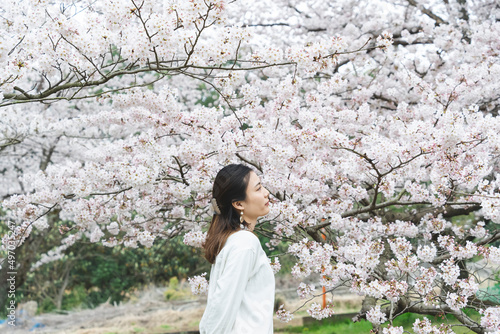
[226,230,260,249]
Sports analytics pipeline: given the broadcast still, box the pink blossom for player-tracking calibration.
[269,257,281,274]
[481,307,500,331]
[366,305,387,325]
[183,230,207,248]
[297,282,316,299]
[383,326,404,334]
[307,300,335,320]
[276,304,294,323]
[187,272,208,295]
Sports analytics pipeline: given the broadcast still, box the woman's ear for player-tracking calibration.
[232,201,244,211]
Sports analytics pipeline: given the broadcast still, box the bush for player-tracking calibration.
[163,277,192,301]
[20,235,208,313]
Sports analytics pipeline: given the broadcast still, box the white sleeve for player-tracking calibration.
[200,247,256,334]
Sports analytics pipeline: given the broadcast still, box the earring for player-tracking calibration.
[240,210,244,223]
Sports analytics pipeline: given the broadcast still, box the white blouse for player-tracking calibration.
[199,230,275,334]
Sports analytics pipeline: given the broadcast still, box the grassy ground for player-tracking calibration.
[276,311,481,334]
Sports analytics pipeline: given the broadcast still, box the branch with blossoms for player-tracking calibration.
[272,224,500,333]
[0,0,393,110]
[1,1,291,107]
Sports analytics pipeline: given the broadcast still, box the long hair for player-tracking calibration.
[203,164,253,264]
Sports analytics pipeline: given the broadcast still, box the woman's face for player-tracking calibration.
[241,171,270,220]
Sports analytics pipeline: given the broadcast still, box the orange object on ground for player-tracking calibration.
[321,229,326,309]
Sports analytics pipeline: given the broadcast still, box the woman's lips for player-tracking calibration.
[265,201,270,206]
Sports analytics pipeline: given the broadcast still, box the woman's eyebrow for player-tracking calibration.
[254,181,261,188]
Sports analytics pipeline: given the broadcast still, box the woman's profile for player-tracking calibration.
[199,164,275,333]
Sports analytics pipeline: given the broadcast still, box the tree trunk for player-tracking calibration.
[55,261,74,310]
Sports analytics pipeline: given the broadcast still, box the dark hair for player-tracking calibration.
[203,164,253,264]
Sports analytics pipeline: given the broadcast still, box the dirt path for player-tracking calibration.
[2,285,209,334]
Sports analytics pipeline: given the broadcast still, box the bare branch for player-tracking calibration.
[407,0,448,25]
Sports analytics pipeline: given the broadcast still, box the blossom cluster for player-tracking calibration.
[183,230,207,248]
[366,305,387,325]
[439,259,460,286]
[481,307,500,332]
[297,282,316,299]
[382,326,404,334]
[187,272,209,295]
[276,304,294,323]
[414,267,438,298]
[376,31,394,49]
[413,318,453,334]
[416,243,437,263]
[307,300,335,320]
[269,257,281,274]
[360,280,409,303]
[288,238,335,278]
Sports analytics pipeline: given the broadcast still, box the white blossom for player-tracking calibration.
[269,257,281,274]
[188,272,208,295]
[481,307,500,332]
[297,282,316,299]
[183,230,207,248]
[307,300,335,320]
[276,304,294,323]
[366,305,387,325]
[383,326,404,334]
[417,243,437,263]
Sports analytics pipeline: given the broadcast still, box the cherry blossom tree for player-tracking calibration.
[1,0,500,332]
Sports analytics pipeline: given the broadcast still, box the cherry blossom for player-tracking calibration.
[413,318,453,334]
[296,282,316,300]
[416,243,437,263]
[1,0,500,331]
[269,257,281,274]
[307,300,335,320]
[439,259,461,286]
[188,272,209,296]
[383,326,404,334]
[481,307,500,332]
[183,230,207,248]
[366,305,387,326]
[276,304,294,323]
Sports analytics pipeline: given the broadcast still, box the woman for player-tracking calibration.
[199,164,275,333]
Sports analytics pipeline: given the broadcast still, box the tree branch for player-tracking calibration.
[407,0,448,25]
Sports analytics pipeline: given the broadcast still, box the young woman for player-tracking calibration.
[199,164,274,333]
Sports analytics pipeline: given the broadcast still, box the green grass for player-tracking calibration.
[277,311,480,334]
[278,318,373,334]
[189,320,200,327]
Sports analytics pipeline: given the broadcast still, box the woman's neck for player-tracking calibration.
[246,218,257,231]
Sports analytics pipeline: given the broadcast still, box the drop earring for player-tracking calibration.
[240,210,244,223]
